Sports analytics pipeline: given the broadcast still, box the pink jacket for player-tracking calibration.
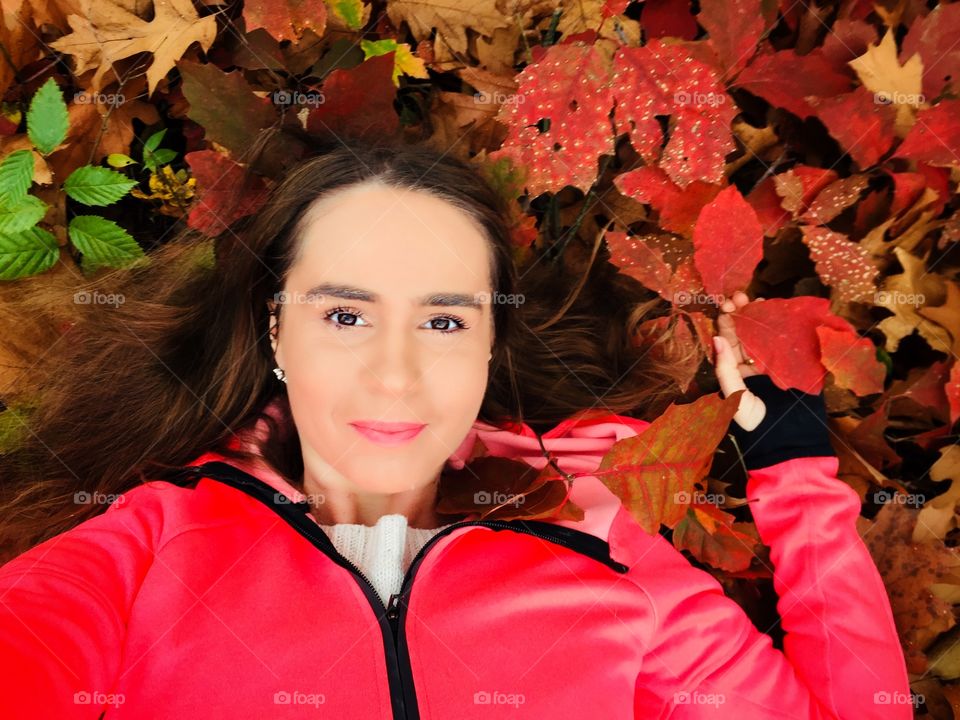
[0,409,911,718]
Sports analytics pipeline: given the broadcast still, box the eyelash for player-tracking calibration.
[323,305,470,335]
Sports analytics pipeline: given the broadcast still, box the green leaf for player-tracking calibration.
[27,78,69,155]
[68,215,144,270]
[0,150,34,205]
[143,128,167,153]
[0,194,46,233]
[150,148,177,165]
[107,153,137,168]
[361,38,397,58]
[0,225,59,279]
[64,165,137,206]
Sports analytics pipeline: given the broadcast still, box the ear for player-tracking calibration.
[267,300,281,359]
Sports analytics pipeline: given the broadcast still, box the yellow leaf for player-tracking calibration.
[848,29,925,137]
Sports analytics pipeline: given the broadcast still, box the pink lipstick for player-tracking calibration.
[349,421,426,447]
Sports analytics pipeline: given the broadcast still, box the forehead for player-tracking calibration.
[289,183,493,294]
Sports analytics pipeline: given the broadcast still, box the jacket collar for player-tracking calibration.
[185,399,650,549]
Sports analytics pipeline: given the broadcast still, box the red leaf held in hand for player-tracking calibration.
[732,296,873,394]
[692,184,764,299]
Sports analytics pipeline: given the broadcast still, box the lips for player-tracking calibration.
[351,420,426,433]
[349,421,426,447]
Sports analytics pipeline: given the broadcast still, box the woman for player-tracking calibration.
[0,139,910,718]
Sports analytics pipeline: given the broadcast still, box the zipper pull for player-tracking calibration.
[386,593,401,620]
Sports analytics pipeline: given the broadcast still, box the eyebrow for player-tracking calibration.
[304,282,483,310]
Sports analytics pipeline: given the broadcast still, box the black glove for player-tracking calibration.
[728,374,836,470]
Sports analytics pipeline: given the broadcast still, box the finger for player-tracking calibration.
[712,335,746,397]
[732,290,751,309]
[715,311,739,350]
[713,336,766,430]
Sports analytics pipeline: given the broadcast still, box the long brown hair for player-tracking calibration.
[0,133,688,558]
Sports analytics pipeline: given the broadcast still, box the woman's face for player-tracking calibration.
[270,182,495,495]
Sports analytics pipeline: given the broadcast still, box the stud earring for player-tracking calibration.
[273,366,287,383]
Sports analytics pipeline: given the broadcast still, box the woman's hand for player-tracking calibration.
[713,290,767,431]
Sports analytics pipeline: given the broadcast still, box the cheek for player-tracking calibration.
[426,355,489,426]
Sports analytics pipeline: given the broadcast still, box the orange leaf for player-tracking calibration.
[593,390,743,534]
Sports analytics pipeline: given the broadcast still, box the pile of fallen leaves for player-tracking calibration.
[1,0,959,713]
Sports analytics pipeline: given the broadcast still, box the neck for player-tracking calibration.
[301,469,449,529]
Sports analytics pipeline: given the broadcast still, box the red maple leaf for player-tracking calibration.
[611,40,736,188]
[489,42,615,196]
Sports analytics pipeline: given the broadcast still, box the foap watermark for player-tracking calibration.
[873,489,925,508]
[74,490,127,507]
[474,490,525,508]
[874,90,925,106]
[74,290,125,307]
[674,490,726,506]
[473,91,525,106]
[674,90,726,108]
[473,690,525,708]
[273,690,326,707]
[874,690,923,708]
[273,290,327,308]
[74,690,125,707]
[673,290,726,307]
[272,90,326,107]
[874,290,925,307]
[476,290,525,308]
[74,91,125,107]
[274,491,326,505]
[674,691,725,707]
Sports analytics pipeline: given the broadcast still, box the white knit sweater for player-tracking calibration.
[318,514,456,607]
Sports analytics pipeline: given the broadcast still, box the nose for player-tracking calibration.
[365,325,421,394]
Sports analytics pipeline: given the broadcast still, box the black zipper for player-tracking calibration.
[169,460,629,719]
